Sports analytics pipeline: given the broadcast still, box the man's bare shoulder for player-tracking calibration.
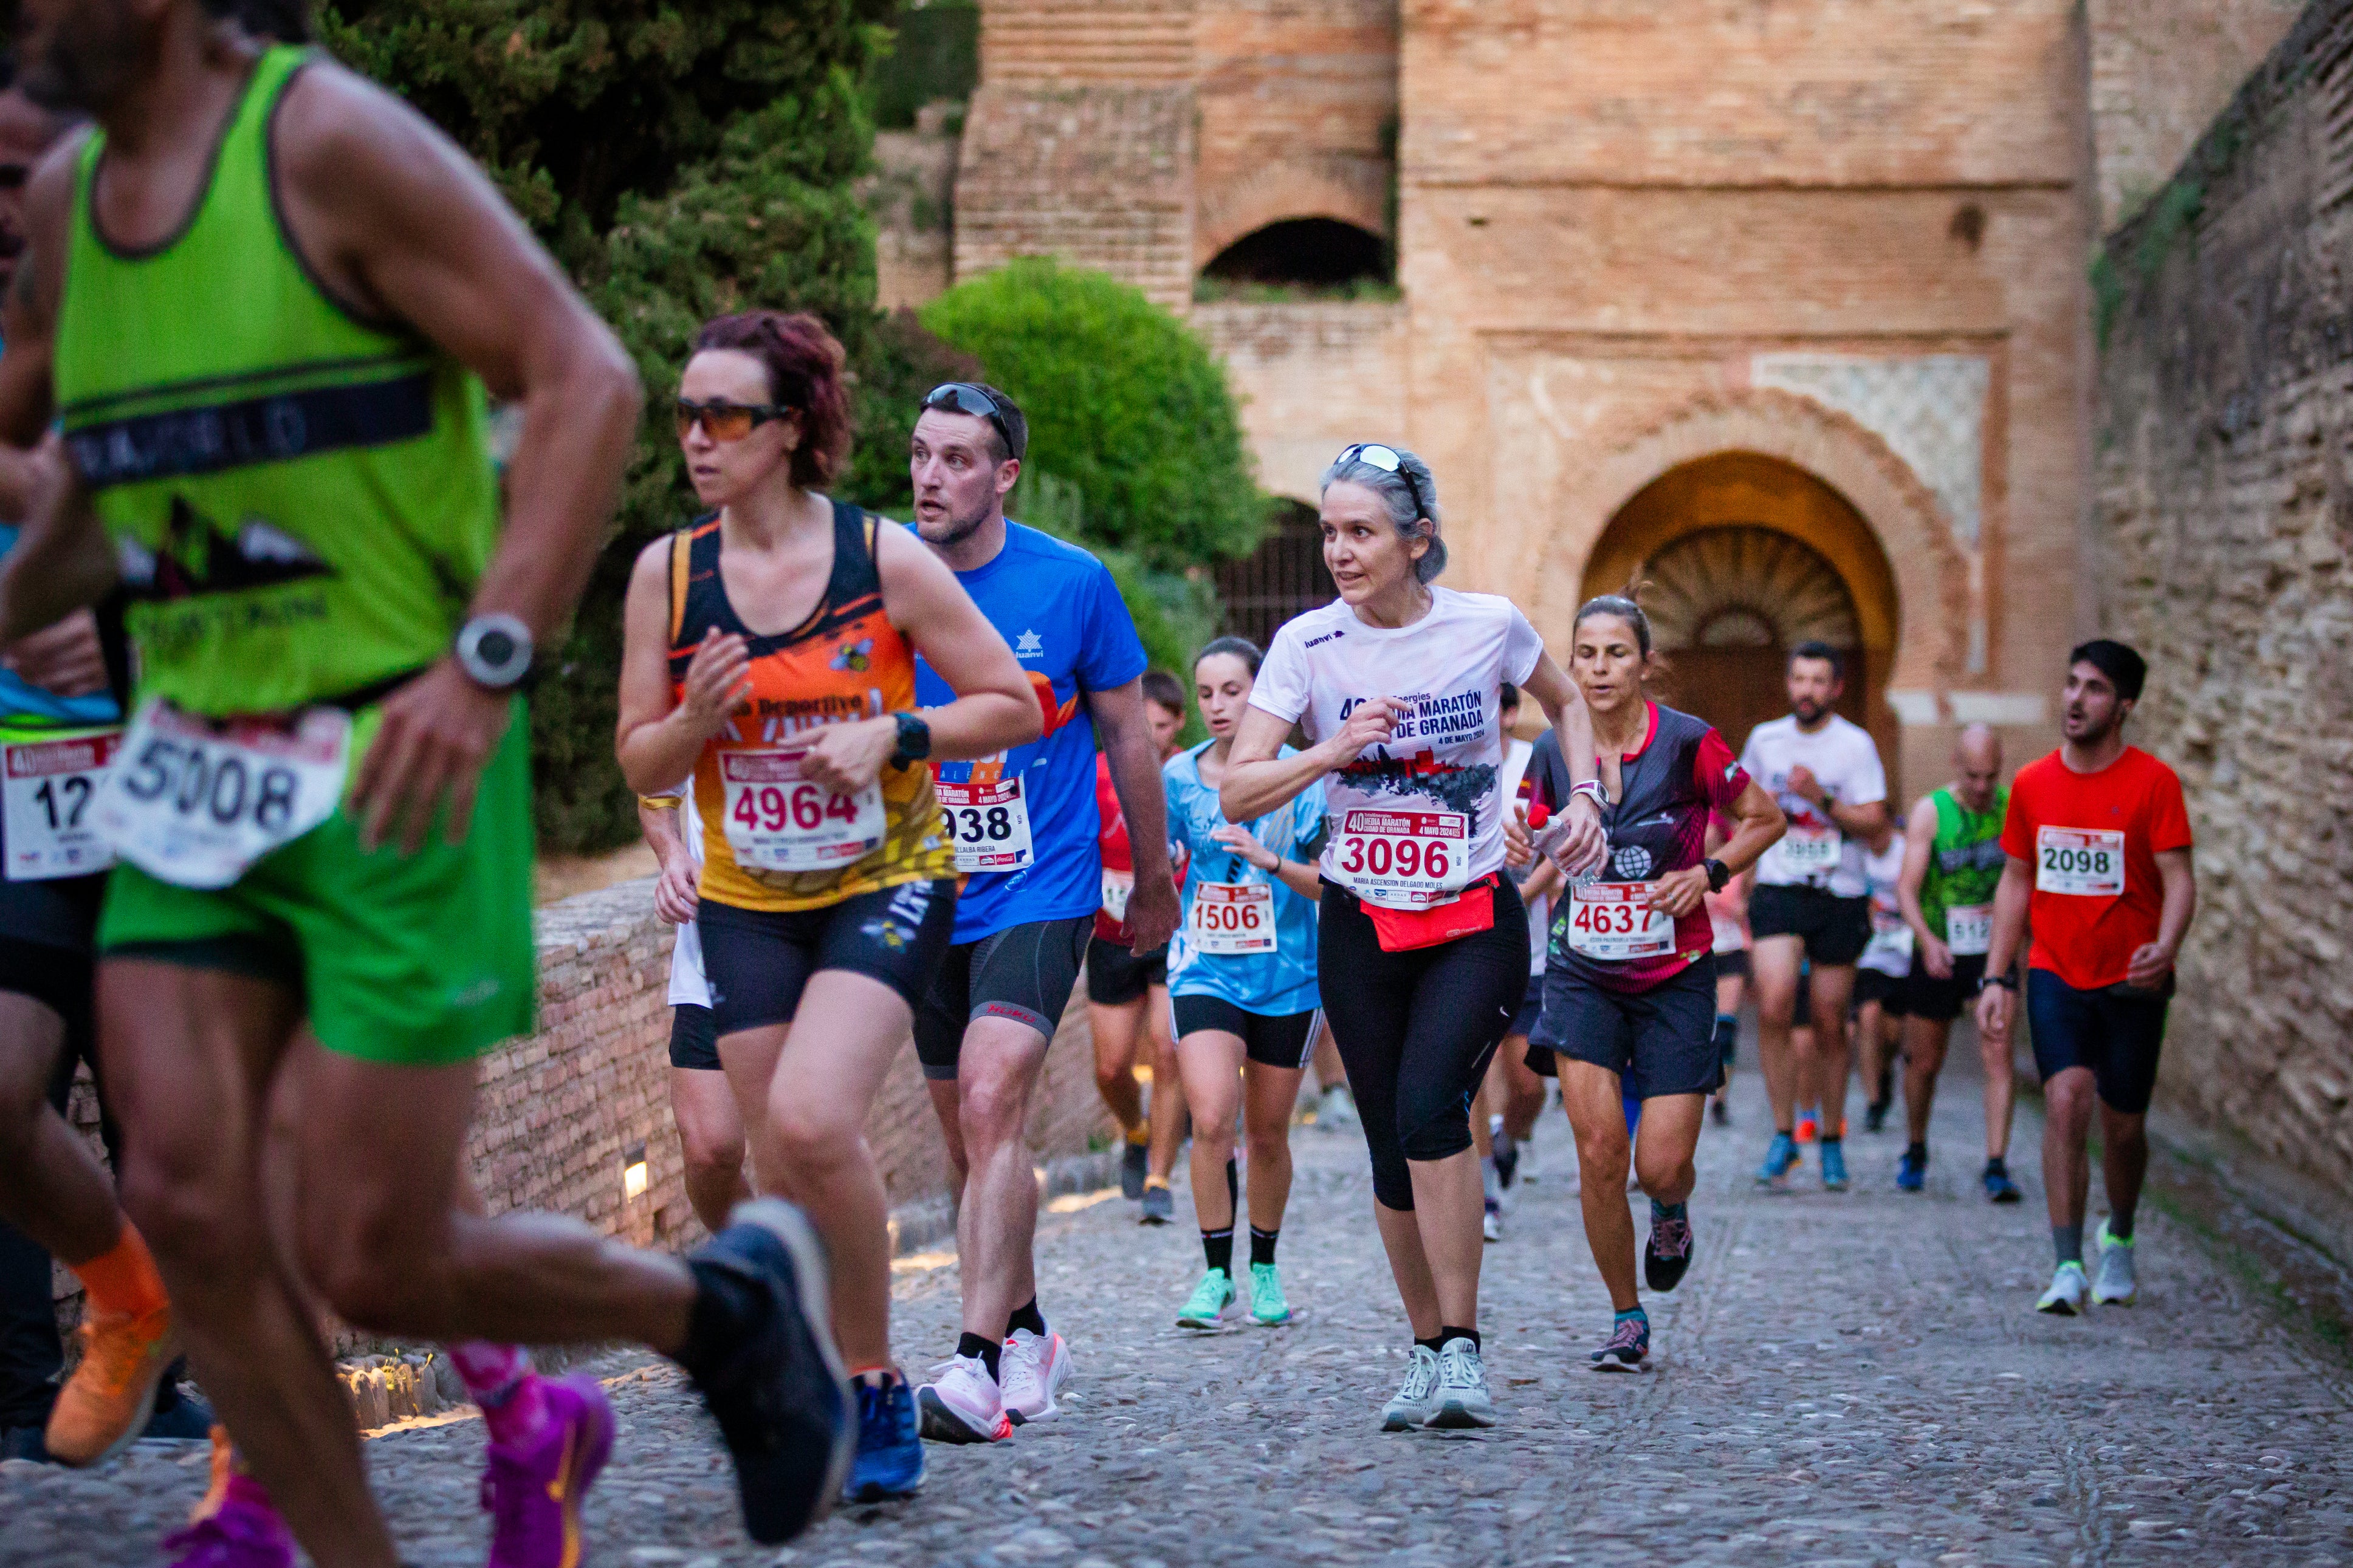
[270,56,469,205]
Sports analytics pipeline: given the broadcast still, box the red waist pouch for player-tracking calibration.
[1364,875,1498,953]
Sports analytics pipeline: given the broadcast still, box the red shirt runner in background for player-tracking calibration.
[1096,751,1186,945]
[1999,745,2192,991]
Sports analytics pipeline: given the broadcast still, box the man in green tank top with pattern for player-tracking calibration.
[1894,724,2022,1202]
[0,2,854,1563]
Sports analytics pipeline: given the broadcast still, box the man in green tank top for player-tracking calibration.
[0,2,851,1561]
[1895,724,2022,1202]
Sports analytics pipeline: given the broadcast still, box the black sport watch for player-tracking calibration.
[889,711,932,769]
[1703,858,1730,894]
[1978,971,2019,993]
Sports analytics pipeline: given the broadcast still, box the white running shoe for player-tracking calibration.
[1429,1337,1497,1429]
[1482,1200,1503,1243]
[2036,1261,2090,1316]
[916,1354,1010,1444]
[1380,1344,1441,1431]
[998,1327,1073,1425]
[2091,1221,2138,1306]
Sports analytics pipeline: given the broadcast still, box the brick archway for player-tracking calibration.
[1194,165,1389,272]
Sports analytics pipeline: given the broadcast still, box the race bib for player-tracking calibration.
[1,725,120,882]
[1565,880,1675,962]
[1331,808,1467,910]
[2036,827,2125,898]
[1189,880,1276,955]
[1762,825,1843,880]
[936,773,1034,873]
[719,744,886,873]
[1101,867,1134,922]
[94,699,348,889]
[1945,902,1994,956]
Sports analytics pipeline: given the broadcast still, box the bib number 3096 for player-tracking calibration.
[2,727,120,882]
[2036,827,2125,898]
[936,774,1034,873]
[1333,808,1466,909]
[94,699,349,889]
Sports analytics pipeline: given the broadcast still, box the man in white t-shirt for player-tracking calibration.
[638,787,750,1232]
[1737,643,1889,1193]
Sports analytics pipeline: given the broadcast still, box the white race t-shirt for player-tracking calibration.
[1500,736,1547,976]
[662,787,711,1008]
[1251,589,1545,911]
[1857,829,1912,978]
[1738,713,1888,899]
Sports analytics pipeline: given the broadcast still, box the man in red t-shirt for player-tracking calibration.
[1977,640,2196,1317]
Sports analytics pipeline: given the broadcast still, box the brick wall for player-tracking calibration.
[2092,0,2353,1198]
[2087,0,2305,229]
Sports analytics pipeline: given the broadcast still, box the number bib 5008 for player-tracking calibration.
[2036,827,2125,897]
[1,725,120,882]
[1944,903,1994,956]
[1190,880,1275,955]
[936,774,1034,873]
[1333,808,1465,909]
[1762,825,1842,880]
[94,699,349,889]
[719,745,885,872]
[1565,880,1674,961]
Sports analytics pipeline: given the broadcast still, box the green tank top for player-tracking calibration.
[52,46,501,719]
[1920,784,2008,940]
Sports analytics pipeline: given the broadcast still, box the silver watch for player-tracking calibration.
[455,613,535,690]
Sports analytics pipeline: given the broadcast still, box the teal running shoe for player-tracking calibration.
[1755,1132,1800,1188]
[1819,1140,1850,1191]
[1248,1262,1292,1326]
[1176,1268,1235,1329]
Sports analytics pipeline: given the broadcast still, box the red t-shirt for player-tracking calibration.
[1093,751,1187,942]
[1999,746,2192,991]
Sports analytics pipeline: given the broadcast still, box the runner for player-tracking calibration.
[1163,637,1324,1329]
[1702,812,1751,1127]
[1740,643,1890,1192]
[1523,590,1784,1371]
[1086,668,1188,1223]
[1475,682,1556,1241]
[0,12,854,1559]
[1852,820,1910,1135]
[1977,642,2194,1314]
[902,382,1180,1444]
[1221,442,1606,1430]
[1894,724,2022,1199]
[1308,1021,1358,1133]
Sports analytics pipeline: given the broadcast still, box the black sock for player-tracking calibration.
[1007,1297,1047,1339]
[1984,1154,2008,1175]
[2108,1207,2135,1242]
[955,1331,1002,1381]
[1439,1324,1481,1352]
[1226,1156,1239,1214]
[1907,1142,1928,1162]
[1201,1227,1234,1275]
[1819,1134,1842,1149]
[1414,1333,1446,1355]
[1249,1226,1279,1267]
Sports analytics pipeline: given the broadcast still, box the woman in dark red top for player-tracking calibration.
[1528,591,1784,1371]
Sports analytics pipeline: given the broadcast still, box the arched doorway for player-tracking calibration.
[1197,218,1392,299]
[1581,453,1901,784]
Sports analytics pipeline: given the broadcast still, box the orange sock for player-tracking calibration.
[73,1221,169,1320]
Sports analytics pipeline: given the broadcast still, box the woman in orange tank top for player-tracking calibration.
[614,312,1039,1498]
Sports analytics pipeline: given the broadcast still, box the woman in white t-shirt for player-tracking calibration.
[637,786,750,1233]
[1221,442,1605,1433]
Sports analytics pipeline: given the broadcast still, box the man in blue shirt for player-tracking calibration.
[905,383,1179,1444]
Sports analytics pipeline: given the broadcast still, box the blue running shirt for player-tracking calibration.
[915,522,1149,943]
[1163,742,1325,1017]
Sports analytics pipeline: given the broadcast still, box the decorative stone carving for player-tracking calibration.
[1753,354,1990,549]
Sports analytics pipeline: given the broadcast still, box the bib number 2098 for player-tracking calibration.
[2035,827,2125,898]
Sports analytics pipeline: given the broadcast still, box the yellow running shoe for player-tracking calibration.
[45,1304,177,1467]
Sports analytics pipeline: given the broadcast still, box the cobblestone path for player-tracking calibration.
[6,1044,2348,1568]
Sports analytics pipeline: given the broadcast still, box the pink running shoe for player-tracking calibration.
[480,1374,616,1568]
[160,1477,295,1568]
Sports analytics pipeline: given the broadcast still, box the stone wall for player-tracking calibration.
[2092,0,2353,1198]
[2087,0,2306,230]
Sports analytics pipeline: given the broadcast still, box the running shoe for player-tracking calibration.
[159,1479,294,1568]
[1709,1097,1728,1128]
[1000,1326,1072,1424]
[1754,1132,1800,1188]
[916,1354,1009,1444]
[1795,1108,1819,1144]
[2036,1261,2090,1316]
[1139,1182,1175,1225]
[844,1377,925,1502]
[1819,1141,1850,1191]
[2091,1221,2138,1306]
[1864,1100,1889,1135]
[1316,1085,1359,1133]
[481,1374,615,1568]
[1379,1345,1440,1431]
[1247,1261,1292,1326]
[1896,1147,1927,1191]
[1176,1268,1235,1329]
[45,1303,178,1467]
[679,1198,854,1543]
[1982,1160,2023,1204]
[1643,1210,1694,1292]
[1589,1314,1650,1372]
[1482,1197,1503,1243]
[1120,1140,1149,1200]
[1493,1133,1520,1191]
[1427,1337,1496,1429]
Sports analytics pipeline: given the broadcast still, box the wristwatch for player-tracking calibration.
[1978,972,2019,993]
[454,613,534,691]
[889,711,933,769]
[1703,858,1730,894]
[1569,779,1609,812]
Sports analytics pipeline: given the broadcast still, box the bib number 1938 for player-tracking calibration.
[936,774,1034,873]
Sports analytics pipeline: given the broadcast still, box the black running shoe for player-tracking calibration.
[679,1199,854,1544]
[1863,1100,1889,1135]
[1493,1141,1519,1191]
[1121,1140,1149,1201]
[1709,1098,1728,1127]
[1589,1314,1650,1372]
[1644,1211,1694,1293]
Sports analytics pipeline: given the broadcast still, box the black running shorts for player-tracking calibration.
[668,1003,720,1070]
[2026,968,2169,1115]
[1084,935,1168,1007]
[1853,965,1911,1015]
[697,880,957,1039]
[1537,955,1722,1099]
[1506,973,1545,1039]
[1899,951,1987,1024]
[1749,884,1871,967]
[1170,995,1318,1069]
[913,914,1094,1080]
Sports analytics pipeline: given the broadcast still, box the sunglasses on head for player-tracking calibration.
[1335,442,1431,521]
[675,399,789,443]
[922,382,1020,461]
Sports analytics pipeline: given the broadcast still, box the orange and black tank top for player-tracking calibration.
[669,501,950,911]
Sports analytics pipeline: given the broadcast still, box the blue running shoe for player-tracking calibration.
[845,1378,924,1502]
[1982,1160,2023,1203]
[1819,1140,1850,1191]
[1755,1132,1799,1188]
[1896,1146,1927,1191]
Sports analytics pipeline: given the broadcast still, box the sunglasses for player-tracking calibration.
[922,382,1020,461]
[1334,442,1431,522]
[675,399,789,443]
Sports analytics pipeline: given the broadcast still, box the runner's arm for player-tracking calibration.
[876,519,1042,761]
[1207,823,1322,902]
[637,794,699,926]
[1825,795,1890,838]
[615,538,747,797]
[1090,677,1180,951]
[1896,795,1943,954]
[1713,777,1787,878]
[1521,858,1564,906]
[0,447,115,644]
[1974,855,2033,1036]
[2126,847,2196,989]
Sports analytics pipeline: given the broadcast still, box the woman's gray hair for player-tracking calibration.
[1319,445,1447,583]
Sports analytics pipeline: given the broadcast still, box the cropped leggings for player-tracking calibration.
[1317,878,1528,1210]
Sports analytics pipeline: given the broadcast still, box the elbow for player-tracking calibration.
[1001,689,1044,749]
